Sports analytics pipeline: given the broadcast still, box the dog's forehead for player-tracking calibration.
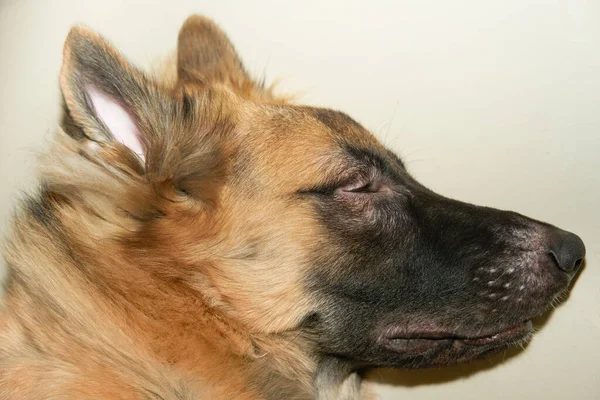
[308,108,380,148]
[236,105,384,190]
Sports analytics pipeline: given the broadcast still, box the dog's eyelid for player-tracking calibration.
[296,176,366,197]
[337,175,394,195]
[339,177,370,193]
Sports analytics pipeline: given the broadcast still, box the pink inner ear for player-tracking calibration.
[87,87,145,161]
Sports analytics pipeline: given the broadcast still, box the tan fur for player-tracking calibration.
[0,15,381,399]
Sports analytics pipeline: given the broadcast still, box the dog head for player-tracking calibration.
[56,15,585,372]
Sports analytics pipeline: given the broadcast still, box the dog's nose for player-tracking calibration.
[548,229,586,274]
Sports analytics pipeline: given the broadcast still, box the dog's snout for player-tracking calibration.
[548,229,586,274]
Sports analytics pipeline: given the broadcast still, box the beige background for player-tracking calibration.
[1,0,599,399]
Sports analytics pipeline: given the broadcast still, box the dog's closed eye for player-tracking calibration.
[299,170,395,198]
[338,178,389,194]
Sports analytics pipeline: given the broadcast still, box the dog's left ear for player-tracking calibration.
[60,26,171,164]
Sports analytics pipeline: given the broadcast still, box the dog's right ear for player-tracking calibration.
[177,15,290,103]
[178,16,263,93]
[60,26,170,164]
[177,15,248,85]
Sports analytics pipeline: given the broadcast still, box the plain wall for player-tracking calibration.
[1,1,599,398]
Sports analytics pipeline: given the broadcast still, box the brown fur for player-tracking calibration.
[1,15,376,399]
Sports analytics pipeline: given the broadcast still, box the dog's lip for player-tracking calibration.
[460,320,533,345]
[381,320,533,353]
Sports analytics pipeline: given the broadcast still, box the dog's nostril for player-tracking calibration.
[549,251,560,269]
[547,229,586,274]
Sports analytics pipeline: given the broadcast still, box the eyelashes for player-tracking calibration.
[301,177,389,197]
[339,180,386,194]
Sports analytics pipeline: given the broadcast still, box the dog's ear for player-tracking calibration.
[177,15,254,89]
[60,26,169,164]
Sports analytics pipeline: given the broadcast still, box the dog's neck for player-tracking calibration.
[3,191,338,398]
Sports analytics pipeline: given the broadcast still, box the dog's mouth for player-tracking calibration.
[380,320,533,363]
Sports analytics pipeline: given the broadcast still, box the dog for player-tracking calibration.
[0,15,586,399]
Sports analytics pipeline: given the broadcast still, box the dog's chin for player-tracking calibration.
[377,320,533,368]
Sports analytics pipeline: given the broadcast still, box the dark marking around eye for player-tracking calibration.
[343,146,403,182]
